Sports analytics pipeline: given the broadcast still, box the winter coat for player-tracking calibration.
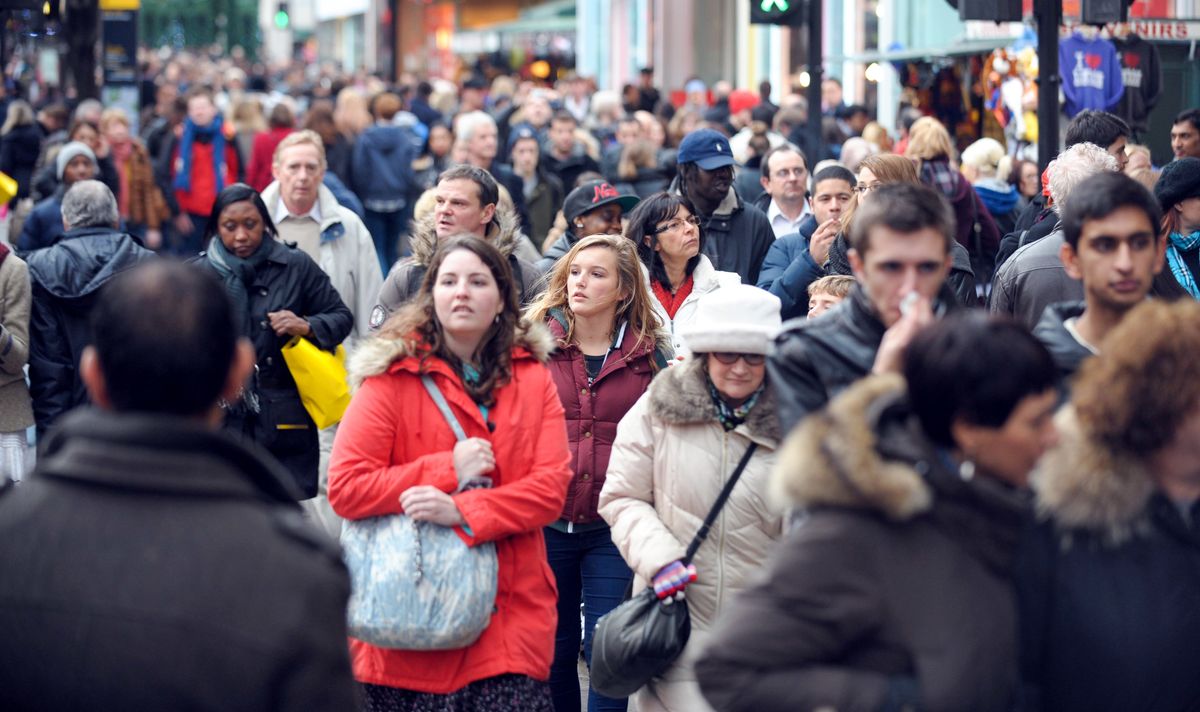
[974,177,1022,238]
[15,192,65,254]
[919,158,1002,269]
[545,310,667,525]
[0,123,42,202]
[261,180,383,345]
[26,227,155,435]
[696,375,1027,712]
[537,226,581,274]
[0,408,356,711]
[1019,407,1200,712]
[0,249,33,432]
[599,355,782,712]
[327,323,572,693]
[196,238,353,498]
[111,139,171,230]
[646,255,741,356]
[350,123,418,211]
[989,227,1083,330]
[670,178,775,286]
[162,131,243,216]
[1031,300,1092,391]
[246,126,294,192]
[519,167,564,251]
[371,205,543,330]
[756,225,823,321]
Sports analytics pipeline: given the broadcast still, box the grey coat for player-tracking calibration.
[988,227,1083,329]
[0,252,32,432]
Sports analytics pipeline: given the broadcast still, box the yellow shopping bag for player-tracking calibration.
[0,171,18,204]
[280,336,350,429]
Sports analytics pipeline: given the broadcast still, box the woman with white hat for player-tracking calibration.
[598,284,784,712]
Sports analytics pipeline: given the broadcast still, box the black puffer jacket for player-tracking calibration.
[0,123,42,202]
[1031,300,1091,391]
[197,238,353,499]
[26,227,155,435]
[768,285,957,435]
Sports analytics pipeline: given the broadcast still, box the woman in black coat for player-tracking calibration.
[0,101,42,204]
[198,183,352,498]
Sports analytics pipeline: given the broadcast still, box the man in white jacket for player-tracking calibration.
[263,130,383,539]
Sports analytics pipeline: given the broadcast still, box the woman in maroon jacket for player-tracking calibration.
[526,234,670,712]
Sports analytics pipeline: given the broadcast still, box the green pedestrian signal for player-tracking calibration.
[274,2,289,28]
[750,0,804,26]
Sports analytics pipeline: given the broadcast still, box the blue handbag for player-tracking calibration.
[341,374,499,650]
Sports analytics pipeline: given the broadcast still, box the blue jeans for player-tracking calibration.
[364,208,406,275]
[544,524,632,712]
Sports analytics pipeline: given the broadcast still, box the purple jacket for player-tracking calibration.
[545,311,665,525]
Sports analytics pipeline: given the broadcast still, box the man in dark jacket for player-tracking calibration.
[1032,173,1165,390]
[769,183,955,434]
[16,141,97,254]
[674,128,774,285]
[25,180,155,434]
[541,110,600,193]
[0,260,357,711]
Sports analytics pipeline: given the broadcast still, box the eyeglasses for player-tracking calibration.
[653,215,701,234]
[711,352,766,366]
[854,182,884,195]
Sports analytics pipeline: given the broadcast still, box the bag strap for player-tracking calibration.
[420,374,468,442]
[681,441,759,566]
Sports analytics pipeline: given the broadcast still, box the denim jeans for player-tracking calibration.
[364,208,405,275]
[544,524,632,712]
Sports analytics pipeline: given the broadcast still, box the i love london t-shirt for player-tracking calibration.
[1059,33,1125,118]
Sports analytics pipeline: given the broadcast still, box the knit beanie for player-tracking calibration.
[1154,157,1200,214]
[679,284,782,355]
[56,141,97,181]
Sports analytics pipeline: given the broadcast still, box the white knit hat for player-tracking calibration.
[679,285,782,356]
[56,141,97,180]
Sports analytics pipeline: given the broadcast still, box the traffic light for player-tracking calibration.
[945,0,1022,22]
[749,0,805,27]
[274,1,289,29]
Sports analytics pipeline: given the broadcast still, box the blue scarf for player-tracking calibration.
[174,115,227,194]
[1166,230,1200,299]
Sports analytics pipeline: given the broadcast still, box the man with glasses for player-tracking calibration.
[674,128,775,285]
[769,183,956,433]
[757,165,857,319]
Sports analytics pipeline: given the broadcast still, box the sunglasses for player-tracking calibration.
[711,352,766,366]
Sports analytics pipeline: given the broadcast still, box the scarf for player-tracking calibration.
[920,158,961,198]
[174,116,227,194]
[651,275,694,319]
[0,241,8,266]
[1166,230,1200,299]
[707,377,764,432]
[206,236,272,336]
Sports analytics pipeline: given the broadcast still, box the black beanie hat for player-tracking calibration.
[1154,157,1200,213]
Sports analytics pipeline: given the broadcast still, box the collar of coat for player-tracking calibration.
[646,355,780,446]
[260,181,348,244]
[408,201,524,268]
[1031,406,1157,544]
[347,320,556,391]
[668,176,742,218]
[771,373,934,520]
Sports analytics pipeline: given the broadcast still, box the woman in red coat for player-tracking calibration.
[328,234,572,710]
[525,234,670,712]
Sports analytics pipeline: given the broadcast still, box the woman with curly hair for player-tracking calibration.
[1019,298,1200,712]
[328,234,572,711]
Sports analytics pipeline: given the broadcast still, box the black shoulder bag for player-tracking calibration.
[590,441,760,698]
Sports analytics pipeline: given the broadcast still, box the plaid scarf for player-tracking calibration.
[1166,230,1200,299]
[920,158,961,198]
[707,377,764,432]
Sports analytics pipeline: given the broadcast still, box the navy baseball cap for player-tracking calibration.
[507,123,539,156]
[677,128,735,170]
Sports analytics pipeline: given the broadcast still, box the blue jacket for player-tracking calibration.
[350,124,418,210]
[756,214,821,321]
[16,194,65,255]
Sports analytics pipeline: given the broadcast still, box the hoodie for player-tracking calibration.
[349,124,419,211]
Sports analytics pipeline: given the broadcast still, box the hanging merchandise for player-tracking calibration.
[1111,32,1162,138]
[982,49,1026,148]
[1058,30,1125,118]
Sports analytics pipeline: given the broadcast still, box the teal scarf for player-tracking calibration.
[206,237,272,336]
[1166,230,1200,299]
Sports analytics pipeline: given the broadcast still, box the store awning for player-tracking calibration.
[830,37,1019,64]
[477,0,576,36]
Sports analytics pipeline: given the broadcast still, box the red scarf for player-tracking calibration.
[0,241,9,266]
[651,275,694,319]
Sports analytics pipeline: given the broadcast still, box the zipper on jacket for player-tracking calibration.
[716,432,728,615]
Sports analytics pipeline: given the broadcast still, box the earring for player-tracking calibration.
[958,459,976,481]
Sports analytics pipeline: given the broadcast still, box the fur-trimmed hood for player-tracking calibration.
[346,320,557,391]
[1031,406,1156,544]
[645,356,780,445]
[409,201,524,267]
[771,374,934,520]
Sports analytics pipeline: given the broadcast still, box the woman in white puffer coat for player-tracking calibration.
[598,285,783,712]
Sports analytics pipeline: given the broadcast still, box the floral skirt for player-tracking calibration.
[362,674,553,712]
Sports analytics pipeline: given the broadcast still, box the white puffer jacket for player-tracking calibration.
[646,255,741,357]
[599,356,782,712]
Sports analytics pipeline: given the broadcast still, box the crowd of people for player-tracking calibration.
[1,51,1200,711]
